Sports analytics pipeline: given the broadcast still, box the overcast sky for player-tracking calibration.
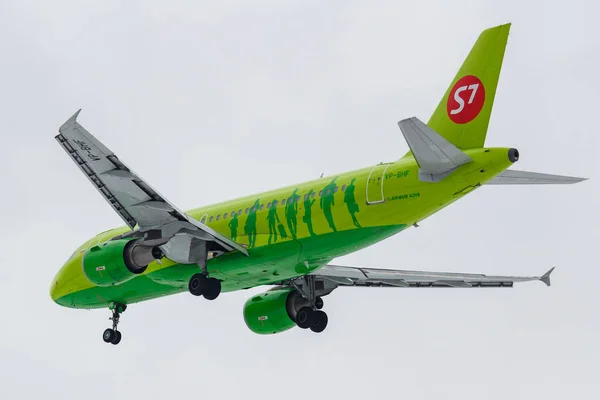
[1,1,598,399]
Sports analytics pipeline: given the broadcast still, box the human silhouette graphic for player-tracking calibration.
[266,200,282,244]
[320,178,338,232]
[344,178,361,228]
[303,189,316,236]
[244,199,260,248]
[285,189,299,239]
[228,212,239,241]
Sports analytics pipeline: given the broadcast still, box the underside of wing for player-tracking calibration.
[55,110,248,261]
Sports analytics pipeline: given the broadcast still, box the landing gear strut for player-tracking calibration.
[187,242,222,300]
[292,276,329,333]
[102,302,126,345]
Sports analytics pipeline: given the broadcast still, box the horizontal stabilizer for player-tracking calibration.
[486,170,587,185]
[398,117,472,182]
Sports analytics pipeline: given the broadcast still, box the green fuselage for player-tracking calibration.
[50,147,514,309]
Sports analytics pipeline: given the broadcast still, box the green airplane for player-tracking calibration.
[51,23,586,345]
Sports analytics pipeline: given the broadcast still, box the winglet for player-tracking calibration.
[540,267,555,287]
[60,109,82,131]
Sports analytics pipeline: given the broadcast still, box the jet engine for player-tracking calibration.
[82,239,161,287]
[243,288,311,334]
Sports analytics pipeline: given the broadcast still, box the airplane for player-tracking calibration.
[50,23,586,345]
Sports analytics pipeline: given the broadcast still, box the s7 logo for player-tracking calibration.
[446,75,485,124]
[450,83,479,115]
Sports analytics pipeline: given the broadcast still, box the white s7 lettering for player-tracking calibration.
[450,83,479,115]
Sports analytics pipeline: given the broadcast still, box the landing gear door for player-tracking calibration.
[366,163,391,205]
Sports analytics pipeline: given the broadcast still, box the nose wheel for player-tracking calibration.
[102,302,126,345]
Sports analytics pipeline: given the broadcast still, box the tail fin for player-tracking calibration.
[404,23,511,156]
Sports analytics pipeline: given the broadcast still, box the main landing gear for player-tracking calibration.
[296,297,328,333]
[188,273,221,300]
[292,275,329,333]
[187,246,221,300]
[102,302,126,345]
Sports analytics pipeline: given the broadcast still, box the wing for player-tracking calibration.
[486,169,587,185]
[55,110,248,259]
[304,264,554,294]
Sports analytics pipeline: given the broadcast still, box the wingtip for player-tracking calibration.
[71,109,82,121]
[59,109,82,132]
[540,267,555,287]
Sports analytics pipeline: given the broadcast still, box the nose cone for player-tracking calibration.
[50,271,62,303]
[50,253,84,307]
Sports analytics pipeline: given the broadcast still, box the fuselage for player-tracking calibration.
[50,147,514,309]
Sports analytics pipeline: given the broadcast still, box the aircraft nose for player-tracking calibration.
[50,277,60,303]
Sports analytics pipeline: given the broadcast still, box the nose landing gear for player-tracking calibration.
[102,302,126,345]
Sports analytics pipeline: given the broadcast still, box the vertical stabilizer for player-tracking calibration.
[403,23,510,156]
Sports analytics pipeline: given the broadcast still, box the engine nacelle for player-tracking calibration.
[243,288,310,334]
[83,239,159,287]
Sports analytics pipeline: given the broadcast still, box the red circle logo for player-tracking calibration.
[446,75,485,124]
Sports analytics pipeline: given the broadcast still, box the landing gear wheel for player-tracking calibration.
[103,328,115,343]
[315,297,324,310]
[188,273,207,296]
[296,306,315,329]
[310,310,328,333]
[202,278,222,301]
[103,302,126,345]
[111,330,122,345]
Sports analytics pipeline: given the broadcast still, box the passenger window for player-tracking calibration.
[267,202,271,208]
[260,204,264,211]
[238,209,242,215]
[319,190,323,196]
[209,216,214,222]
[282,199,286,205]
[231,211,235,217]
[334,186,338,193]
[245,208,249,214]
[304,194,308,201]
[201,216,207,223]
[273,200,278,207]
[311,192,315,198]
[216,215,221,221]
[342,185,347,191]
[251,206,256,212]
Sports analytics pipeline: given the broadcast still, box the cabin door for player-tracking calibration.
[366,163,391,204]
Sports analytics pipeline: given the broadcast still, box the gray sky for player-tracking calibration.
[1,1,598,399]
